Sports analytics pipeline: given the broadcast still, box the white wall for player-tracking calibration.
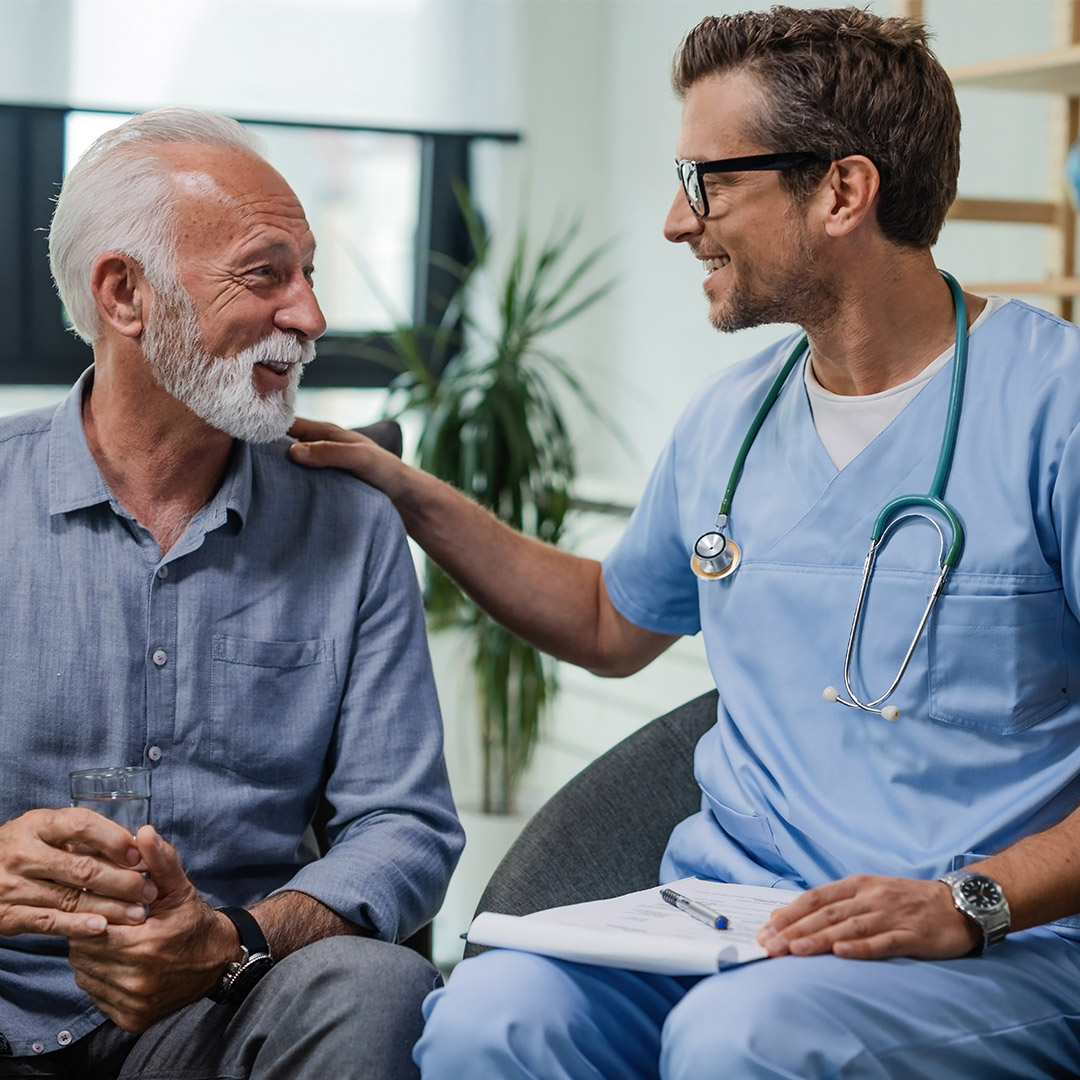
[0,0,520,131]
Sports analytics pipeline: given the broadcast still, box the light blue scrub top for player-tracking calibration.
[603,299,1080,930]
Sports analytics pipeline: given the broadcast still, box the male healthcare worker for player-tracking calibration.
[291,7,1080,1077]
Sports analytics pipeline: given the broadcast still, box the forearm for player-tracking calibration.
[250,889,357,958]
[398,467,593,658]
[966,812,1080,932]
[390,463,673,675]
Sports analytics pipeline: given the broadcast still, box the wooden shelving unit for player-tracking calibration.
[949,43,1080,94]
[941,3,1080,317]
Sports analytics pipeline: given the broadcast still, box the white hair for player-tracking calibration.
[48,107,265,343]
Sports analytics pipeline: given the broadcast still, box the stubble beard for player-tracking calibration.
[707,213,839,335]
[141,290,315,444]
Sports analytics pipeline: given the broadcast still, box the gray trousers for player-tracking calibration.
[0,937,439,1080]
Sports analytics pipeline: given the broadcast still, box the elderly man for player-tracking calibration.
[0,108,462,1079]
[292,7,1080,1078]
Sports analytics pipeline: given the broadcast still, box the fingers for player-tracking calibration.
[759,900,894,957]
[2,902,109,939]
[288,417,364,444]
[0,868,151,935]
[0,810,155,938]
[757,878,875,957]
[288,436,374,472]
[69,957,158,1033]
[40,808,142,869]
[756,879,855,952]
[288,434,407,501]
[135,827,189,905]
[1,882,144,937]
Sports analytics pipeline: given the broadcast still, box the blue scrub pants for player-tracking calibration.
[415,929,1080,1078]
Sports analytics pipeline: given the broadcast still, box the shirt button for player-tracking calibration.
[152,649,168,667]
[56,1031,72,1047]
[156,565,169,579]
[31,1042,44,1054]
[147,746,162,762]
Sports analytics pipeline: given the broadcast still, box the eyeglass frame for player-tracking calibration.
[676,152,826,219]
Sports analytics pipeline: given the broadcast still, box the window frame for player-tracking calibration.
[0,103,519,387]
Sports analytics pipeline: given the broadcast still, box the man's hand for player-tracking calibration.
[0,809,154,939]
[67,826,237,1032]
[288,418,406,499]
[756,874,980,960]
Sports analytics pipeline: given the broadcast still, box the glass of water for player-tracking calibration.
[69,766,151,837]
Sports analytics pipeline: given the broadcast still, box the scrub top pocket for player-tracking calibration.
[928,591,1070,734]
[209,634,338,782]
[701,786,783,865]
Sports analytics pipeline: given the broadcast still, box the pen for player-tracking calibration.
[660,887,729,930]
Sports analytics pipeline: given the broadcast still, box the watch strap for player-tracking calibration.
[217,906,271,959]
[209,906,273,1004]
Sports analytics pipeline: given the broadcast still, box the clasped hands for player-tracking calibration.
[756,873,981,960]
[0,809,236,1032]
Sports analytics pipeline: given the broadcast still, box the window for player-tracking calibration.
[0,104,517,387]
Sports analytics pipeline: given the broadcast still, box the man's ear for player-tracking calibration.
[90,252,151,339]
[814,155,880,239]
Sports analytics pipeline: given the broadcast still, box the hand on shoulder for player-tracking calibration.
[288,417,406,499]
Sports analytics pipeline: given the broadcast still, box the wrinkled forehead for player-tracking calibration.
[157,143,315,259]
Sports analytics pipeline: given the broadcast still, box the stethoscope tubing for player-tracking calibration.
[840,512,952,712]
[694,270,969,720]
[715,337,810,523]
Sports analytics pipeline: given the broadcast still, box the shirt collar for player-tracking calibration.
[48,366,252,532]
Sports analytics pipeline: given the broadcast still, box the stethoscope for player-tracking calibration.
[691,270,968,722]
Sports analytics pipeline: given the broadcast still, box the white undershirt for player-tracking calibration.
[804,295,1007,469]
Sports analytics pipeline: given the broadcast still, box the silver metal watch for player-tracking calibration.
[937,869,1011,954]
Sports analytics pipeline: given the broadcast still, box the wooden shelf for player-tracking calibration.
[949,44,1080,94]
[948,197,1068,226]
[961,277,1080,297]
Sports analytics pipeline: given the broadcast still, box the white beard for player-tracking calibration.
[141,293,315,444]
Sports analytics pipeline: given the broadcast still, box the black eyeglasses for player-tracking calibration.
[676,152,825,218]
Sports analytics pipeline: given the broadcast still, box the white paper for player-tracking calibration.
[466,877,797,976]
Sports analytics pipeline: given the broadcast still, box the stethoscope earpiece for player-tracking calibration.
[823,685,901,721]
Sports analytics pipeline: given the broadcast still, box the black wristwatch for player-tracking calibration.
[937,870,1011,954]
[208,906,274,1004]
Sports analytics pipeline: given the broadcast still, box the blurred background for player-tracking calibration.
[0,0,1069,966]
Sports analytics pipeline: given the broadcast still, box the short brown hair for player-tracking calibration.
[673,6,960,248]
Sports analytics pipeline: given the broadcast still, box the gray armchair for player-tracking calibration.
[464,689,718,957]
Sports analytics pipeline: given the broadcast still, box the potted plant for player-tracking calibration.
[379,193,615,815]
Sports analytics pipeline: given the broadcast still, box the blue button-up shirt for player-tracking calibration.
[0,371,464,1056]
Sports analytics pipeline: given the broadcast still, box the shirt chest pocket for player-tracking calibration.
[210,635,338,782]
[927,590,1070,734]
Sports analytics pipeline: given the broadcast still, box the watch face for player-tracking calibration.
[227,954,274,1002]
[959,876,1003,910]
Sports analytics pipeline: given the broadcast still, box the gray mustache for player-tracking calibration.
[248,332,316,368]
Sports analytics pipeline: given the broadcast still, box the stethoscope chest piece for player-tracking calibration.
[691,531,741,580]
